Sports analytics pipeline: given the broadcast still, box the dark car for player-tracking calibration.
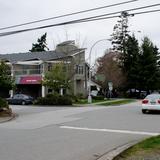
[6,94,34,105]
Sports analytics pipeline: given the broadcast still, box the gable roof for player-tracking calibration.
[0,51,67,63]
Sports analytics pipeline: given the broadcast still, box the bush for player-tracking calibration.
[0,97,9,109]
[0,97,12,116]
[57,95,72,105]
[34,94,72,105]
[92,95,104,100]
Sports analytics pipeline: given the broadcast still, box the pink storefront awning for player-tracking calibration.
[19,76,42,84]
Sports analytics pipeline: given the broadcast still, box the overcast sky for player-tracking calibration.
[0,0,160,63]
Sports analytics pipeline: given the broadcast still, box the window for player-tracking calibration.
[48,63,52,71]
[76,65,83,74]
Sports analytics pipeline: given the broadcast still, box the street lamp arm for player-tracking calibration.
[88,38,111,103]
[88,39,111,65]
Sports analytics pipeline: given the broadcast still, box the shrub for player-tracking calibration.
[57,95,72,105]
[71,95,79,103]
[0,97,12,116]
[0,97,9,109]
[34,94,72,105]
[92,95,104,100]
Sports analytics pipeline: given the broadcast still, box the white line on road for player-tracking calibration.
[60,126,160,136]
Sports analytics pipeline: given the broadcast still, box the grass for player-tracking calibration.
[98,99,136,106]
[74,98,108,104]
[74,98,136,105]
[114,135,160,160]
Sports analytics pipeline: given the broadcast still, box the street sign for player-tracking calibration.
[108,81,113,91]
[109,86,113,91]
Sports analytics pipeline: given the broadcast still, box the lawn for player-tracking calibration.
[74,98,108,104]
[74,98,136,105]
[98,99,136,106]
[113,135,160,160]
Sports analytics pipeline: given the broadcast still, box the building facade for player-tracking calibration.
[0,41,88,98]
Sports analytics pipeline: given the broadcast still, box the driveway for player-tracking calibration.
[0,102,159,160]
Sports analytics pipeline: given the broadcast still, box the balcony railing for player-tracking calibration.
[14,69,42,75]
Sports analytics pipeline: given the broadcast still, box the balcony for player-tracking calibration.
[14,69,42,76]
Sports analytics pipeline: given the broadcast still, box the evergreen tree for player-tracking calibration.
[111,12,130,53]
[137,37,160,92]
[125,34,140,89]
[29,33,49,52]
[111,11,135,71]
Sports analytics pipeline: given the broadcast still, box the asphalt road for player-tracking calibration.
[0,101,160,160]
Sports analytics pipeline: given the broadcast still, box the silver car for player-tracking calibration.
[142,93,160,113]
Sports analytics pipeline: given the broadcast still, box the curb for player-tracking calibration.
[0,113,16,123]
[96,141,139,160]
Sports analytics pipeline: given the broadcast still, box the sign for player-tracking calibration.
[108,81,113,91]
[18,76,42,84]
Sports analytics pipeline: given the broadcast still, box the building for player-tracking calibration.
[0,41,88,98]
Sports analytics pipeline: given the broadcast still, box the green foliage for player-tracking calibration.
[111,15,160,93]
[43,62,71,92]
[111,11,130,54]
[92,96,104,100]
[98,99,135,106]
[113,136,160,160]
[0,97,9,109]
[29,33,49,52]
[34,94,72,105]
[137,37,160,91]
[124,34,140,89]
[0,61,14,90]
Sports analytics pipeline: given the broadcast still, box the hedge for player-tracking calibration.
[34,94,72,105]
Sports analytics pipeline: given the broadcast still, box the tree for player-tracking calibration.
[124,34,140,89]
[95,50,126,91]
[29,33,49,52]
[0,61,14,91]
[42,62,70,93]
[111,11,130,53]
[111,11,134,70]
[137,37,160,92]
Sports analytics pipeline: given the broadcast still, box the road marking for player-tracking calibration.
[60,126,159,136]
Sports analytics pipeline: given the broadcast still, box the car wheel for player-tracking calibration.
[22,101,26,105]
[142,109,147,114]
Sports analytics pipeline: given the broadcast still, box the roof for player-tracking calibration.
[0,51,67,63]
[57,40,75,46]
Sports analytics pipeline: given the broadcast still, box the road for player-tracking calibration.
[0,101,160,160]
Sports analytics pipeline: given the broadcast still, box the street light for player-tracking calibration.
[88,38,111,103]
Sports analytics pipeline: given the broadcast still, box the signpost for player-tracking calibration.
[108,81,113,99]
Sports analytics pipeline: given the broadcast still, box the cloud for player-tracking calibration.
[0,0,160,58]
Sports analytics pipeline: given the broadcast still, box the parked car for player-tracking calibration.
[142,93,160,113]
[6,94,34,105]
[127,89,147,98]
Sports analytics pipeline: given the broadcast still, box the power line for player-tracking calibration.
[0,4,160,37]
[131,8,160,16]
[0,0,138,31]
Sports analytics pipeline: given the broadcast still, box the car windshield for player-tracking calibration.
[145,94,160,99]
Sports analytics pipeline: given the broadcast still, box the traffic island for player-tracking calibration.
[0,97,15,123]
[0,112,15,123]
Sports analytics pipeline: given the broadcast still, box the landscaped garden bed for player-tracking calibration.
[0,97,12,117]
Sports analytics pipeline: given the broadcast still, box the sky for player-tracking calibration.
[0,0,160,64]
